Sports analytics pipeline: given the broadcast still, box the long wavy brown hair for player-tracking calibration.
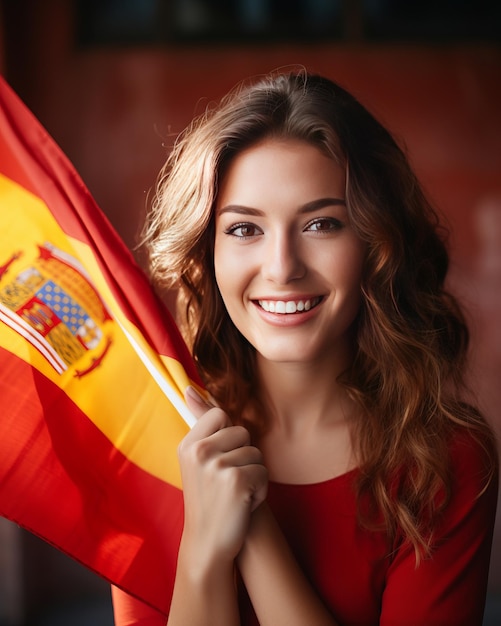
[142,70,497,561]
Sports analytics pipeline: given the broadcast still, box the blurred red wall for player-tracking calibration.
[1,0,500,606]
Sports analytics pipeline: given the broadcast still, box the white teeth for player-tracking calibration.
[258,298,319,314]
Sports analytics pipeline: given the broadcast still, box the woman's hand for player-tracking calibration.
[167,388,266,625]
[180,387,268,570]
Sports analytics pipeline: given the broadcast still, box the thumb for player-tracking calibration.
[184,385,214,420]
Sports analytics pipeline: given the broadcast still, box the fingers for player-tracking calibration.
[224,454,268,512]
[221,443,263,468]
[181,424,252,468]
[181,387,267,503]
[180,389,253,467]
[182,404,232,443]
[184,386,251,452]
[178,388,268,561]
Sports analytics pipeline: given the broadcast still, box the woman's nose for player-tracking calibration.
[261,233,306,284]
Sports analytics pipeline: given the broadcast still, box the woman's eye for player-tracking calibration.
[225,223,262,238]
[305,218,343,233]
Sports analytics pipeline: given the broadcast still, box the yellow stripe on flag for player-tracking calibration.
[0,173,193,488]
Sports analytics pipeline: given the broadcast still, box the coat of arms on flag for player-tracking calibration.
[0,242,112,376]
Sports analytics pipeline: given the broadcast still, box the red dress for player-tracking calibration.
[112,429,498,626]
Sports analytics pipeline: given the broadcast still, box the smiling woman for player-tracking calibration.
[214,138,365,371]
[112,70,498,626]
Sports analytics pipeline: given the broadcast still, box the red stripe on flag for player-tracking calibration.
[0,346,180,615]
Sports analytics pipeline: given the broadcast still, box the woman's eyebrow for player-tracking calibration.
[217,197,346,217]
[299,198,346,213]
[217,205,265,217]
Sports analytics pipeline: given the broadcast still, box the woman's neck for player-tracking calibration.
[255,347,355,436]
[253,352,359,484]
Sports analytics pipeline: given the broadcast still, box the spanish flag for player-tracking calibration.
[0,76,198,615]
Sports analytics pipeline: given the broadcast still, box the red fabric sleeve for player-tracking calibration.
[380,431,499,626]
[111,586,167,626]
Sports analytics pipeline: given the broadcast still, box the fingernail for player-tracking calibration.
[185,385,209,406]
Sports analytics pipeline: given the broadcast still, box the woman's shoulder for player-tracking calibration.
[448,422,499,477]
[445,422,499,512]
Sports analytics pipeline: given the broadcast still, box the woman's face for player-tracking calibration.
[214,138,366,368]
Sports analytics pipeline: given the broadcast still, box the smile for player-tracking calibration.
[257,297,322,314]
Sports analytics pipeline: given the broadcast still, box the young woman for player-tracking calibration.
[112,70,498,625]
